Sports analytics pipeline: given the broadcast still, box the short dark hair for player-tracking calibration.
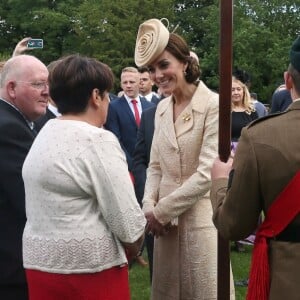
[165,33,200,83]
[288,63,300,95]
[49,54,114,114]
[138,66,150,73]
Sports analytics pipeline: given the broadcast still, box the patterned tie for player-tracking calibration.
[131,99,140,126]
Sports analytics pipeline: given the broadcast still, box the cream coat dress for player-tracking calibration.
[143,82,235,300]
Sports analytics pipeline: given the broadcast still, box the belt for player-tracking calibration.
[275,224,300,242]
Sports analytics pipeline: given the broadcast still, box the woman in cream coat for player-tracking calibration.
[135,19,235,300]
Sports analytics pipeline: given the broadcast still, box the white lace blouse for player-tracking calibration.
[22,119,146,274]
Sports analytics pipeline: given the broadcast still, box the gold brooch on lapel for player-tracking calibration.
[182,113,191,122]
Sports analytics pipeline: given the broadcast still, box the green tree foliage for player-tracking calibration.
[0,0,299,100]
[232,0,299,102]
[0,0,75,62]
[70,0,175,91]
[174,0,300,102]
[0,0,174,92]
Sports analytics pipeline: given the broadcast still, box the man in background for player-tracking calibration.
[270,83,292,113]
[250,92,268,117]
[0,55,48,299]
[105,67,154,267]
[138,66,160,104]
[105,67,154,173]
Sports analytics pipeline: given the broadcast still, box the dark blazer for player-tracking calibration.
[0,100,36,297]
[34,107,56,132]
[150,94,160,105]
[132,106,157,204]
[270,89,292,113]
[109,93,119,102]
[105,95,155,171]
[132,105,157,282]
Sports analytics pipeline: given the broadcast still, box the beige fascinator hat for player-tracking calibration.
[135,18,170,67]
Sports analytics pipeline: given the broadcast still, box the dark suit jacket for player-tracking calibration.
[150,94,160,105]
[0,100,36,292]
[109,93,119,102]
[34,107,56,132]
[105,95,155,171]
[270,89,292,113]
[132,106,157,204]
[132,106,157,281]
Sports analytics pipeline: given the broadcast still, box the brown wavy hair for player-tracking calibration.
[165,33,201,84]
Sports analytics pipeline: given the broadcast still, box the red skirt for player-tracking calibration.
[26,265,130,300]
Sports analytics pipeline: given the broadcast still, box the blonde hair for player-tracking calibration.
[232,77,256,114]
[121,66,138,74]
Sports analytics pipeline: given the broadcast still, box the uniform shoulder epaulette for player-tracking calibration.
[247,110,288,128]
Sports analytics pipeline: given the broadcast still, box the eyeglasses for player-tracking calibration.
[17,81,49,90]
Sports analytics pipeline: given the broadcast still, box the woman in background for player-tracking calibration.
[231,76,258,142]
[231,76,258,252]
[22,54,146,300]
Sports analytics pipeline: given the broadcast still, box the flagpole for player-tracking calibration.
[218,1,233,299]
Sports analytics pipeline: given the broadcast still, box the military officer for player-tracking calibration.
[210,35,300,300]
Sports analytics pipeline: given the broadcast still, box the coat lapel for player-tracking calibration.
[157,98,179,150]
[175,81,215,137]
[288,99,300,111]
[156,81,217,145]
[174,104,194,137]
[140,97,149,110]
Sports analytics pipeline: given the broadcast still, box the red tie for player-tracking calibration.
[131,99,140,126]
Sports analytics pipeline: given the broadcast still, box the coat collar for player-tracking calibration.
[0,98,35,130]
[288,98,300,110]
[157,81,215,115]
[155,81,216,148]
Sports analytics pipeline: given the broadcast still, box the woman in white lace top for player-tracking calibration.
[22,54,146,300]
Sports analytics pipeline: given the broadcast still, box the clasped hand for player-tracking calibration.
[145,211,170,238]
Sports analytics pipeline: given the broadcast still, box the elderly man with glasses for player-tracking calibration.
[0,54,48,300]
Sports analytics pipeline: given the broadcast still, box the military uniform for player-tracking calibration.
[211,99,300,300]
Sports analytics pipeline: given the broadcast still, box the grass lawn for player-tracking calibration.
[129,244,252,300]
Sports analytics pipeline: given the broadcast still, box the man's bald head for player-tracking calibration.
[0,55,49,121]
[0,55,48,87]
